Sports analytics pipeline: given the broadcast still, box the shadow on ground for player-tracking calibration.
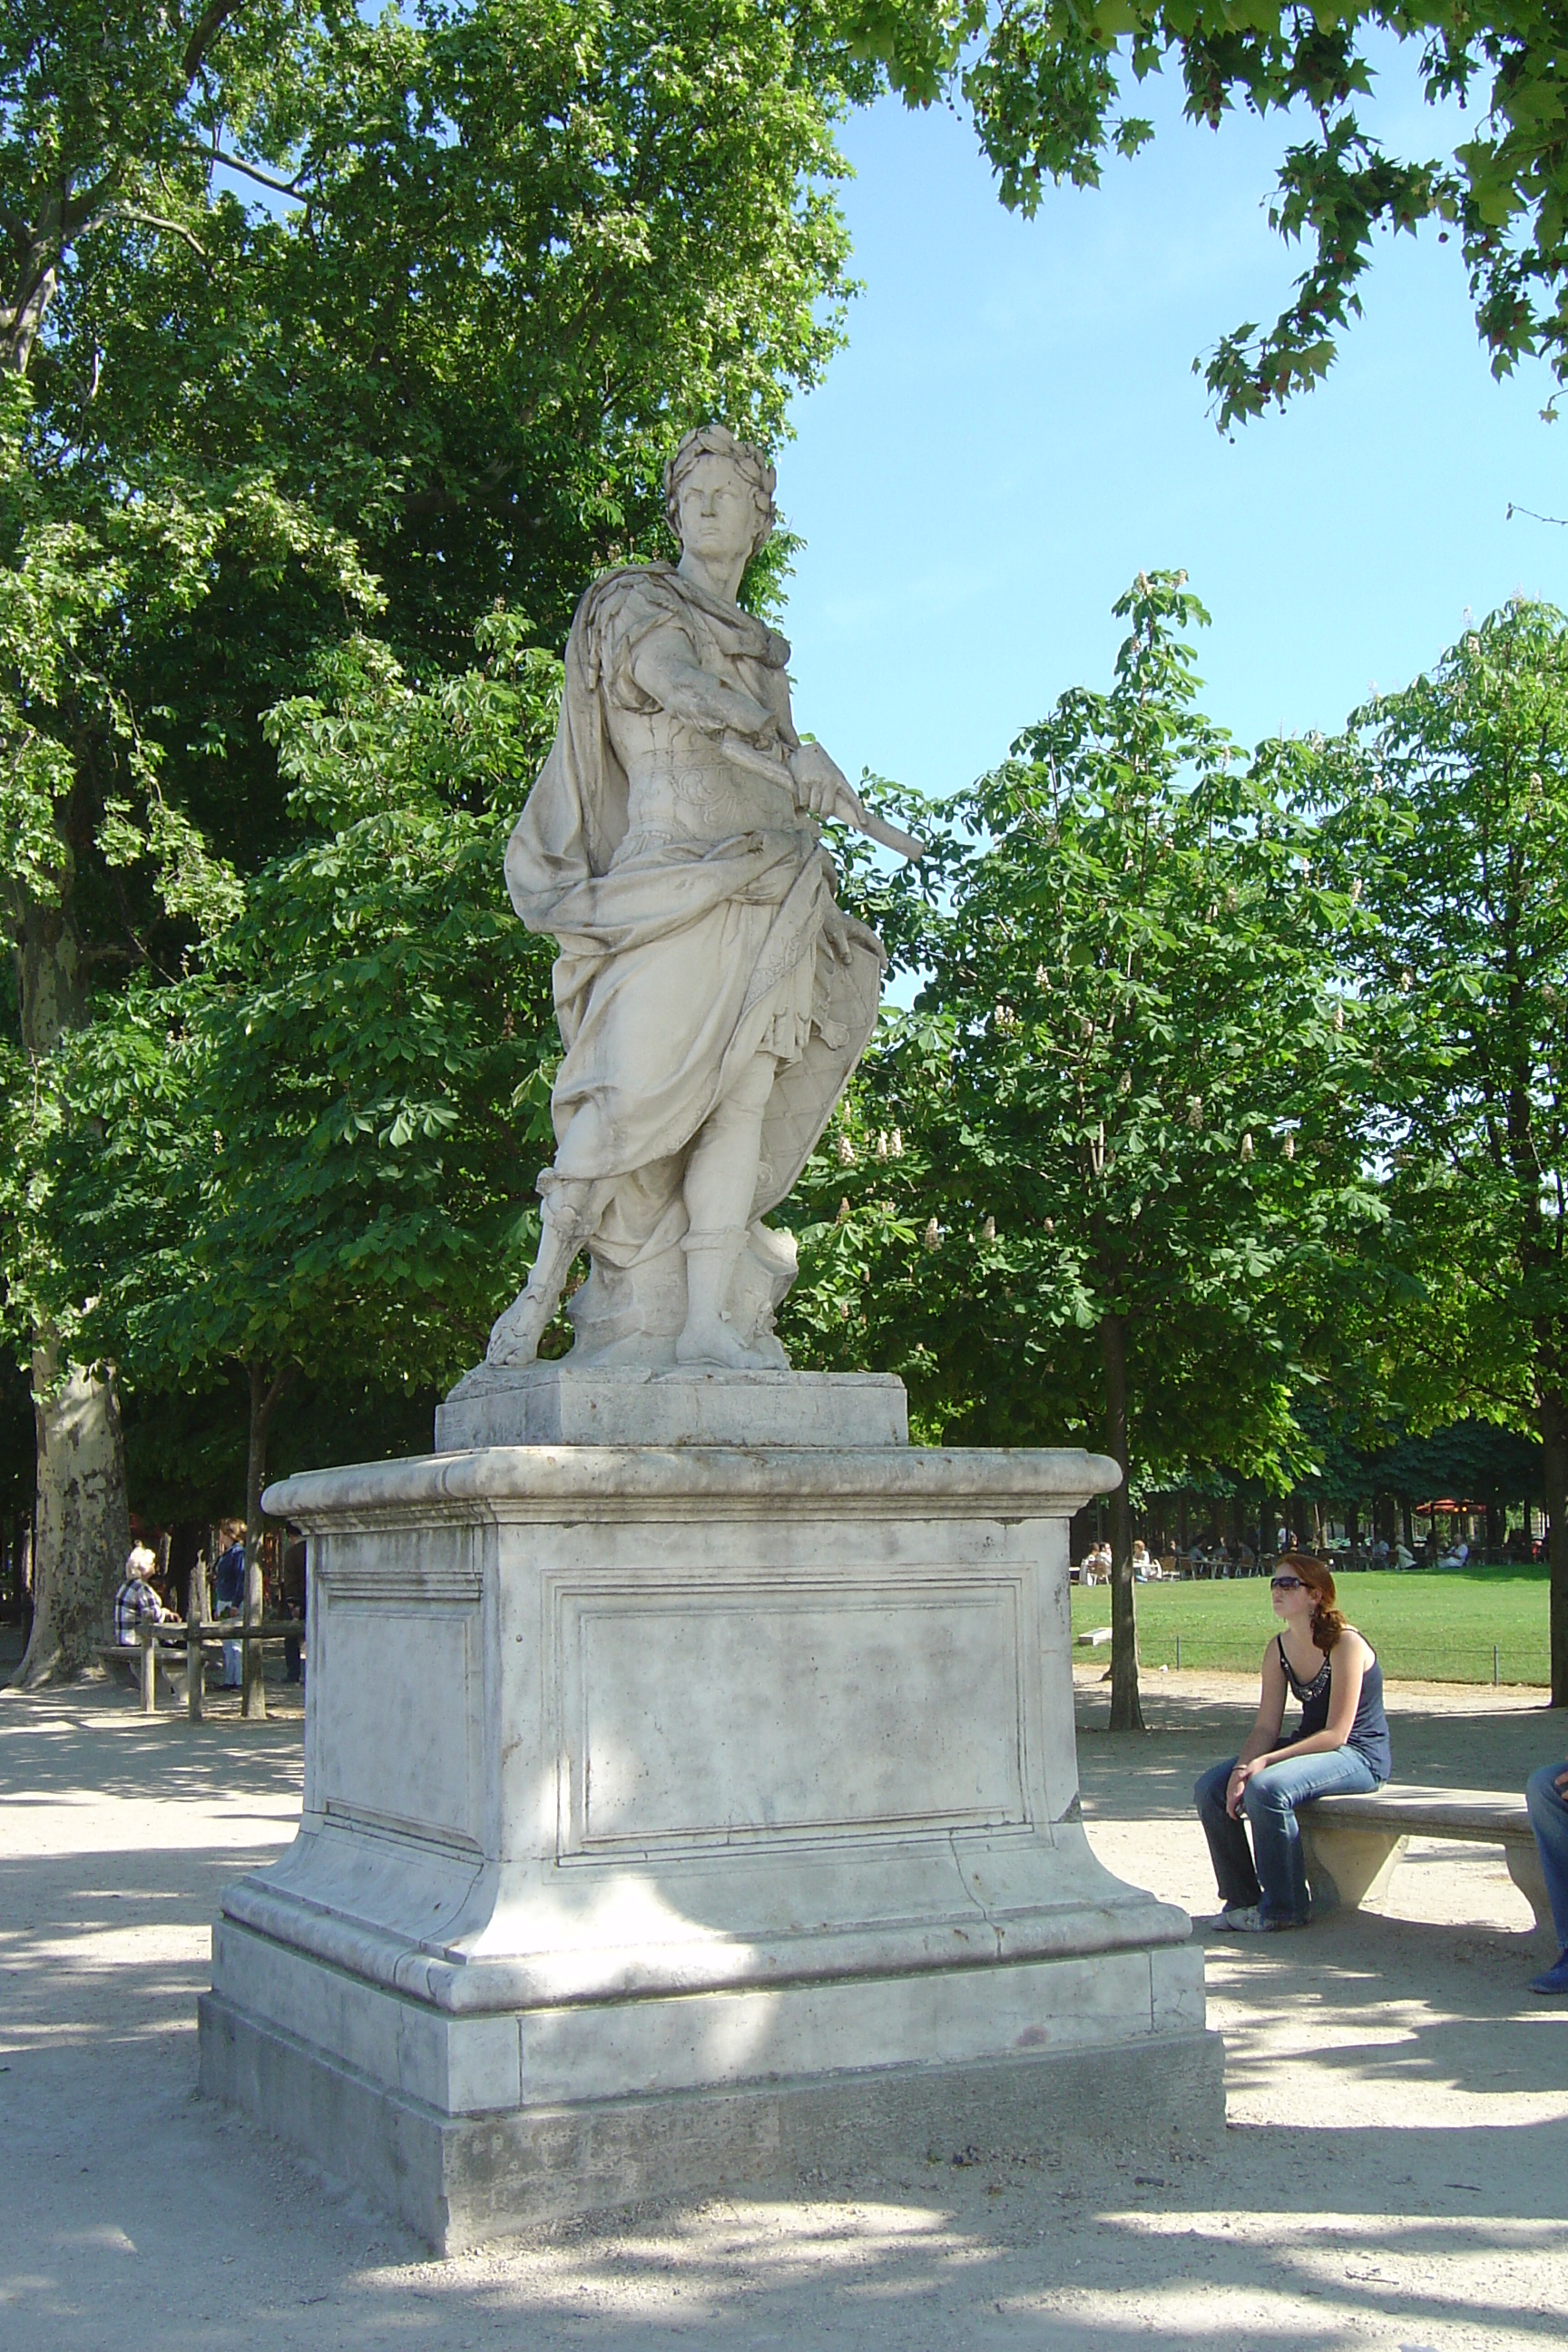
[0,1679,1564,2349]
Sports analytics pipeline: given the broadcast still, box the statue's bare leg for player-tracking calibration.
[677,1052,779,1369]
[485,1174,608,1367]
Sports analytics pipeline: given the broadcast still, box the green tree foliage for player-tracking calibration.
[847,0,1568,424]
[1312,598,1568,1697]
[3,0,872,1673]
[42,617,561,1551]
[41,0,867,652]
[784,574,1380,1724]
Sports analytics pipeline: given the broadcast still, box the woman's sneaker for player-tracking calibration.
[1216,1905,1306,1933]
[1529,1949,1568,1994]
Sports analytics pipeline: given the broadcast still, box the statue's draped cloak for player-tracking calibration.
[504,564,883,1289]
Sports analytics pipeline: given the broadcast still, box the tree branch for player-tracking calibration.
[181,0,249,83]
[202,146,306,201]
[257,1362,295,1432]
[116,206,208,259]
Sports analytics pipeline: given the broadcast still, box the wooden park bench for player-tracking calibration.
[93,1629,186,1714]
[94,1616,300,1719]
[1298,1786,1553,1945]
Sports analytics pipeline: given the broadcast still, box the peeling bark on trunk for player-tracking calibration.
[9,899,135,1684]
[1101,1310,1143,1733]
[13,1340,131,1684]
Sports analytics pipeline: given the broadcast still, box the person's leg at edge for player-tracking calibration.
[1524,1761,1568,1991]
[1194,1757,1262,1913]
[1243,1746,1379,1926]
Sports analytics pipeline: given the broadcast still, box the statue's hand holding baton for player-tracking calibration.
[720,729,926,864]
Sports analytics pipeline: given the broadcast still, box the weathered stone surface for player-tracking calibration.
[436,1362,907,1451]
[200,1987,1223,2255]
[482,426,915,1378]
[201,1438,1221,2243]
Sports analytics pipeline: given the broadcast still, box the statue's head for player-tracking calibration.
[664,424,775,563]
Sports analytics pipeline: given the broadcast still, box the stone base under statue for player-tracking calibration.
[201,1410,1222,2249]
[436,1360,908,1450]
[200,1986,1220,2253]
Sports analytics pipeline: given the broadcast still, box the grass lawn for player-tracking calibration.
[1070,1567,1550,1686]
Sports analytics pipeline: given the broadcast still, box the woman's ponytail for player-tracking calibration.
[1280,1553,1347,1655]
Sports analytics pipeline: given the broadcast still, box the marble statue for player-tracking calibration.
[485,425,920,1374]
[218,441,1213,2238]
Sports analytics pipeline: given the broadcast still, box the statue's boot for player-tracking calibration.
[485,1179,599,1366]
[675,1228,776,1369]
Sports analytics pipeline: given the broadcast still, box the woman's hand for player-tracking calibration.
[1227,1756,1270,1817]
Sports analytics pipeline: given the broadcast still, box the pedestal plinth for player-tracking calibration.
[201,1406,1220,2249]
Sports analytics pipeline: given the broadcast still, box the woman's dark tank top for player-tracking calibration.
[1278,1634,1392,1781]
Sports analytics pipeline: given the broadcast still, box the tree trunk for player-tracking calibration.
[242,1362,292,1720]
[1543,1391,1568,1709]
[10,900,134,1684]
[1100,1312,1142,1732]
[12,1339,131,1684]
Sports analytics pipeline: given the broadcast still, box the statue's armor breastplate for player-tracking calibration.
[610,709,800,854]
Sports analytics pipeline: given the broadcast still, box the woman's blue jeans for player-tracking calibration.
[1524,1761,1568,1950]
[1195,1746,1380,1926]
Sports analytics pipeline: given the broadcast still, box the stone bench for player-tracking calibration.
[1298,1786,1553,1945]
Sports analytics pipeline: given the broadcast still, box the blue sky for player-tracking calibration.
[778,62,1568,805]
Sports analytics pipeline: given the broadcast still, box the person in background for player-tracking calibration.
[1392,1537,1415,1570]
[1131,1539,1152,1582]
[281,1534,307,1686]
[1193,1553,1392,1933]
[112,1545,175,1693]
[1524,1759,1568,1995]
[211,1518,247,1689]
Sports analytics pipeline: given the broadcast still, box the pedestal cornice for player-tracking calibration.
[265,1442,1121,1530]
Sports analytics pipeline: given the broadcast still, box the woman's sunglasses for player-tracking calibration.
[1270,1574,1306,1592]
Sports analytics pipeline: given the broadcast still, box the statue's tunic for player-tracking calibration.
[504,564,883,1357]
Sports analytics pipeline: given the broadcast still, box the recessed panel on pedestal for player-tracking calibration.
[554,1573,1027,1853]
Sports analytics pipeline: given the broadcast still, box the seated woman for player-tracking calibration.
[1194,1553,1392,1933]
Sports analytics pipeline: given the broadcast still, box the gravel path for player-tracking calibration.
[1,1669,1564,2350]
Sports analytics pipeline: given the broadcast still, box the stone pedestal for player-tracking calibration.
[201,1396,1221,2249]
[435,1360,908,1451]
